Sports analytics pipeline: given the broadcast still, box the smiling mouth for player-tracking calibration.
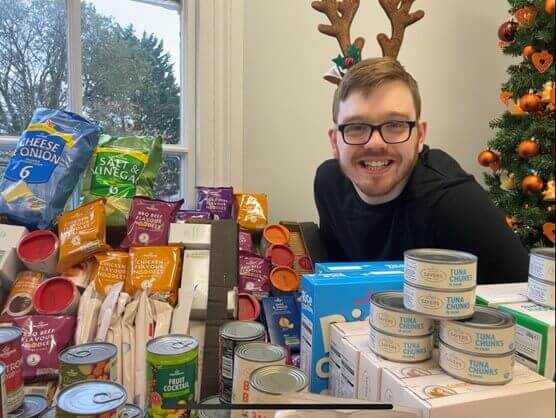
[358,160,394,173]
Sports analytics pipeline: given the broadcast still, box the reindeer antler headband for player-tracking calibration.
[312,0,425,85]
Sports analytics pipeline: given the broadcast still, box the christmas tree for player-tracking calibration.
[479,0,555,249]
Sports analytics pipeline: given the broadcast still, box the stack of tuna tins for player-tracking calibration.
[527,248,555,309]
[401,249,516,385]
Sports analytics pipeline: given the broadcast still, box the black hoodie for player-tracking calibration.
[314,146,529,284]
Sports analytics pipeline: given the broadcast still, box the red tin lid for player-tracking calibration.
[17,230,58,263]
[266,244,295,267]
[238,293,261,321]
[32,277,76,314]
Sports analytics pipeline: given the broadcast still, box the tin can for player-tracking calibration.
[7,394,48,418]
[59,342,118,387]
[527,276,555,309]
[196,396,230,418]
[248,365,308,418]
[438,340,514,385]
[146,335,198,418]
[403,281,475,319]
[237,293,261,321]
[369,291,434,337]
[529,247,555,283]
[440,306,515,355]
[38,407,55,418]
[265,245,295,268]
[16,230,59,275]
[232,342,286,416]
[259,224,290,256]
[218,321,265,403]
[0,362,7,418]
[32,277,80,316]
[269,266,299,295]
[1,271,45,318]
[369,325,433,363]
[0,327,24,413]
[404,249,477,290]
[121,404,144,418]
[56,380,127,417]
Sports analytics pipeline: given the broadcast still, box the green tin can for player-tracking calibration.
[146,335,198,418]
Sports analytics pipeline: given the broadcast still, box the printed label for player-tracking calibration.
[514,325,542,372]
[300,315,313,380]
[90,151,145,198]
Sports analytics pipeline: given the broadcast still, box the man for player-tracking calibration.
[314,57,528,284]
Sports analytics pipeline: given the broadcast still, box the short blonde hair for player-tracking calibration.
[332,57,421,123]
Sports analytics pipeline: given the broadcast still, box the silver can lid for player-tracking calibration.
[235,342,286,363]
[121,404,144,418]
[249,365,308,395]
[38,407,55,418]
[8,395,48,418]
[147,335,198,356]
[220,321,265,341]
[531,247,555,261]
[371,291,407,313]
[197,396,230,418]
[57,381,127,415]
[0,326,22,344]
[455,306,514,329]
[405,248,477,264]
[59,342,117,365]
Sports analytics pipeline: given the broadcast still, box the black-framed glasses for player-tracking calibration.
[337,121,417,145]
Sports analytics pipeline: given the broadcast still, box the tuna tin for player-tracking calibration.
[121,404,144,418]
[369,291,434,337]
[196,396,230,418]
[1,362,6,418]
[404,249,477,290]
[59,342,118,387]
[438,340,514,385]
[56,380,127,417]
[0,327,24,413]
[403,282,475,319]
[218,321,265,403]
[8,394,48,418]
[527,276,555,309]
[146,335,199,418]
[369,325,433,363]
[529,247,555,283]
[248,365,308,418]
[232,342,287,410]
[440,306,515,355]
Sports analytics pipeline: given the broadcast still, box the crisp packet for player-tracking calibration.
[126,246,182,305]
[235,193,268,231]
[92,251,129,297]
[176,209,212,223]
[239,231,253,253]
[120,197,183,248]
[239,251,271,299]
[196,186,234,219]
[56,199,109,272]
[0,108,100,229]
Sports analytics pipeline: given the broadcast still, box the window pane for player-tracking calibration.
[154,154,182,202]
[0,0,67,135]
[0,148,13,178]
[81,0,181,144]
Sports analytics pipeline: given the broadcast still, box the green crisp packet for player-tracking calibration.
[81,134,162,226]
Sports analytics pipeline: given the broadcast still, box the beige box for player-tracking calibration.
[475,283,529,307]
[168,223,211,248]
[381,362,555,418]
[0,224,28,288]
[329,321,369,397]
[181,249,211,312]
[338,334,371,399]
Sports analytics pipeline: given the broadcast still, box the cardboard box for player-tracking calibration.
[181,249,211,314]
[315,261,404,275]
[475,283,529,307]
[169,222,212,248]
[329,321,370,397]
[300,272,403,394]
[0,224,28,288]
[280,221,327,275]
[262,295,301,352]
[498,302,555,379]
[338,334,371,399]
[381,362,555,418]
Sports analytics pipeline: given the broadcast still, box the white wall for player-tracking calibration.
[243,0,515,223]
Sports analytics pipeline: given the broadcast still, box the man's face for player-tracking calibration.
[329,81,427,200]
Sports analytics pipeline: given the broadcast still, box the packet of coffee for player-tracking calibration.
[196,186,234,219]
[1,271,45,319]
[235,193,269,231]
[239,251,272,299]
[56,199,109,272]
[92,251,129,297]
[120,197,183,248]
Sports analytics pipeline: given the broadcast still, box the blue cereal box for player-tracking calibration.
[300,272,403,394]
[262,295,301,352]
[314,260,404,274]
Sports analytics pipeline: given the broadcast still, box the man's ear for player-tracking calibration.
[329,127,339,159]
[417,120,427,153]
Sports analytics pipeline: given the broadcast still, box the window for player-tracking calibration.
[0,0,190,203]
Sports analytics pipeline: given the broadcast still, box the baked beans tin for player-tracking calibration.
[369,325,433,363]
[59,342,118,387]
[439,306,515,355]
[56,380,127,417]
[438,340,514,385]
[196,396,230,418]
[369,291,434,337]
[404,249,477,290]
[218,321,265,403]
[0,362,6,418]
[232,342,286,410]
[7,394,48,418]
[0,327,24,413]
[403,282,475,319]
[529,247,555,283]
[121,404,144,418]
[527,276,555,309]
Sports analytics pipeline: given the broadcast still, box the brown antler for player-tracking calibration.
[311,0,365,56]
[377,0,424,58]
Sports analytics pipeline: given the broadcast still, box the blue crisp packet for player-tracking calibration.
[262,295,301,353]
[0,108,100,229]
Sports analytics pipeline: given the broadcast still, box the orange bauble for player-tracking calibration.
[522,175,545,193]
[546,0,555,15]
[505,215,515,229]
[523,45,535,60]
[478,150,499,167]
[519,91,542,112]
[518,138,540,158]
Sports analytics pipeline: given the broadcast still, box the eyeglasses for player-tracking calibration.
[337,121,417,145]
